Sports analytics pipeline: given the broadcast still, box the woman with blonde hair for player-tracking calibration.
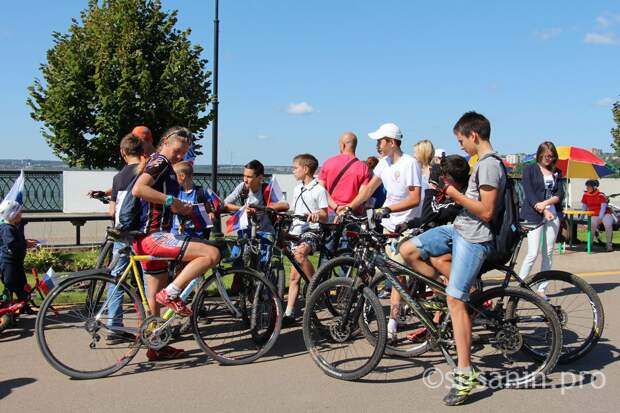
[414,139,435,207]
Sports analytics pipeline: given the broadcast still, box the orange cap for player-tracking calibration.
[132,126,153,143]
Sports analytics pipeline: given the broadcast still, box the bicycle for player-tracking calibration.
[303,214,563,385]
[245,204,356,306]
[1,268,50,334]
[88,191,116,269]
[314,213,604,364]
[35,228,282,379]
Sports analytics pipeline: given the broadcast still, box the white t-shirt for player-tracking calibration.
[374,153,422,231]
[289,179,329,235]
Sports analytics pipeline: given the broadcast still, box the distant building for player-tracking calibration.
[505,154,522,165]
[591,148,603,156]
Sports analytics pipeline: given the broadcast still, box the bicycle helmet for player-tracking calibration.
[585,179,599,189]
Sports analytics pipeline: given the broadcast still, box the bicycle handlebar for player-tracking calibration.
[89,191,111,205]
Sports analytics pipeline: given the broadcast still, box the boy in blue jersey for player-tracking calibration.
[172,161,216,239]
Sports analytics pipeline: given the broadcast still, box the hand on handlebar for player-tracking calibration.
[306,211,321,223]
[394,222,409,234]
[373,207,391,220]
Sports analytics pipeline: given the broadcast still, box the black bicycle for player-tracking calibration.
[303,214,563,385]
[313,213,604,364]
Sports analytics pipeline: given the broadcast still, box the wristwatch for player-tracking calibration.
[164,195,174,208]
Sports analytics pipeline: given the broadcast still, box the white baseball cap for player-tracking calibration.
[434,148,446,157]
[368,123,403,141]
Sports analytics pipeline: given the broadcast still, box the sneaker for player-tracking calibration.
[155,289,192,317]
[387,323,398,344]
[146,345,186,361]
[422,296,447,311]
[105,331,136,345]
[443,369,479,406]
[406,327,429,342]
[377,289,390,299]
[607,244,613,252]
[282,315,297,328]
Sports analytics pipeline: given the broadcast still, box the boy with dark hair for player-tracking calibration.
[399,112,505,406]
[395,154,470,233]
[283,153,328,326]
[106,133,144,345]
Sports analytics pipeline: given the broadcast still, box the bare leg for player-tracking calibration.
[286,244,313,313]
[447,296,472,369]
[173,242,220,288]
[146,273,167,316]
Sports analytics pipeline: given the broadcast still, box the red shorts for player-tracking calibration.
[133,232,189,274]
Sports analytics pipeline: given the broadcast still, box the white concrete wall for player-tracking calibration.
[63,171,117,213]
[272,173,298,203]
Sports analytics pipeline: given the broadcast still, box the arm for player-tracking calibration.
[318,178,339,210]
[346,176,382,211]
[132,173,190,215]
[271,201,290,212]
[385,186,420,213]
[521,166,540,209]
[446,184,498,223]
[108,201,116,217]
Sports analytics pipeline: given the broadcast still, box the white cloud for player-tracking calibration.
[257,134,269,140]
[594,97,616,107]
[287,102,315,115]
[596,15,611,28]
[584,32,617,44]
[534,28,562,41]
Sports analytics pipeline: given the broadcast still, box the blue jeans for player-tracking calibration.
[107,241,130,327]
[410,224,492,302]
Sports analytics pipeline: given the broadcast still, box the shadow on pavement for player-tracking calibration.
[0,315,35,343]
[0,377,37,400]
[589,282,620,294]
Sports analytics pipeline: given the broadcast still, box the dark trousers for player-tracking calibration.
[0,262,28,300]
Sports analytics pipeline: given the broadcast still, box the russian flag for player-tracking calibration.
[265,176,284,206]
[226,206,249,233]
[204,187,222,213]
[190,204,213,230]
[37,267,57,296]
[3,170,25,205]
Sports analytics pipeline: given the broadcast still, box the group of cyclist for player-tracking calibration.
[24,109,609,405]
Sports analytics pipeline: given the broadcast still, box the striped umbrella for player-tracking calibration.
[555,146,614,179]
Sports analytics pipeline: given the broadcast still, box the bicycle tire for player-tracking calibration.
[523,270,604,364]
[303,277,386,381]
[362,272,433,358]
[95,240,115,269]
[192,268,282,365]
[475,286,562,387]
[35,273,144,379]
[306,255,359,299]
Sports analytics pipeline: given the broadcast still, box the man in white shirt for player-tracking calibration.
[339,122,422,341]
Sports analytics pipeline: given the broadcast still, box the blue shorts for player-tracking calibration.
[410,224,492,302]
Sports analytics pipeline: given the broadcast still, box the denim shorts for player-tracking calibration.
[410,224,492,302]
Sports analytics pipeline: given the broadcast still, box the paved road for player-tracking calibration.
[1,274,618,413]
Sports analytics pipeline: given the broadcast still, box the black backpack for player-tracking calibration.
[117,174,143,232]
[477,154,521,266]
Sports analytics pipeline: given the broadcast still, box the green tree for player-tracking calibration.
[28,0,211,169]
[613,101,620,157]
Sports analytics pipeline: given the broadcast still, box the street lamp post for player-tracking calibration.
[211,0,221,234]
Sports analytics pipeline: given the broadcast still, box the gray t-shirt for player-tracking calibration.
[224,182,274,233]
[453,152,505,243]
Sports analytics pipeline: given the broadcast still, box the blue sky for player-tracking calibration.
[1,1,619,166]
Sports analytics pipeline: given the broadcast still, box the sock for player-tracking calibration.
[455,366,473,375]
[285,307,294,317]
[388,318,398,333]
[165,283,182,299]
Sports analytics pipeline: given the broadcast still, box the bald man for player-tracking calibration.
[318,132,371,213]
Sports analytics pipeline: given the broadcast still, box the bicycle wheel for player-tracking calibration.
[469,286,562,387]
[35,273,144,379]
[95,240,115,269]
[524,270,604,364]
[192,268,282,365]
[303,277,386,381]
[306,255,359,299]
[361,273,435,358]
